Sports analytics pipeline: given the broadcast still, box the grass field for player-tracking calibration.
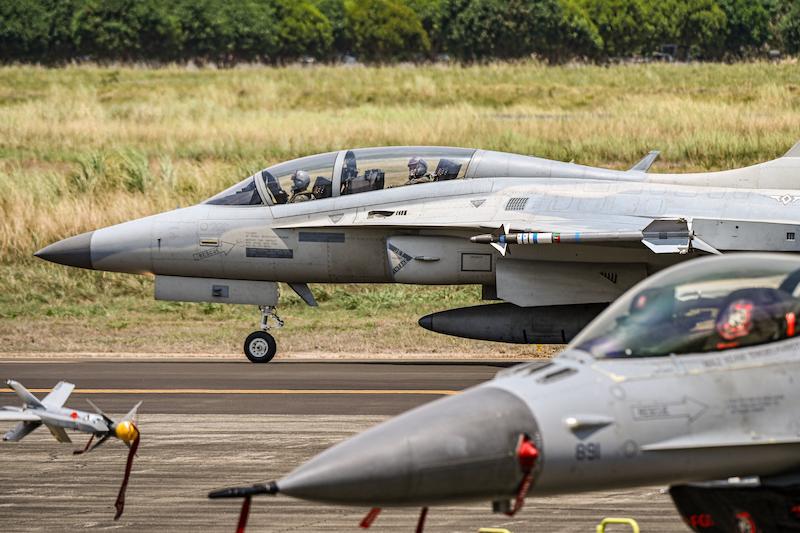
[1,62,799,354]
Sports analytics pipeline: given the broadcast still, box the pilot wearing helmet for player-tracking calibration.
[405,156,433,185]
[289,170,313,203]
[707,288,799,351]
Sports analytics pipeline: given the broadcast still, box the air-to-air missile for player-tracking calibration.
[34,142,800,362]
[211,253,800,532]
[0,380,141,520]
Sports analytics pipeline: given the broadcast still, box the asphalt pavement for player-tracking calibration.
[0,358,683,532]
[0,360,521,414]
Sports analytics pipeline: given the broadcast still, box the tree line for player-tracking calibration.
[1,0,799,65]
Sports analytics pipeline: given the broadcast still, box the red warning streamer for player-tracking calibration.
[416,507,429,533]
[114,430,140,520]
[504,434,539,517]
[236,496,252,533]
[360,507,382,529]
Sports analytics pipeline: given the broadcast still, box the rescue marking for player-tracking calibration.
[388,243,413,274]
[193,241,235,260]
[631,396,707,423]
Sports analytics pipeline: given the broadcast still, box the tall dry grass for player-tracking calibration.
[1,62,799,261]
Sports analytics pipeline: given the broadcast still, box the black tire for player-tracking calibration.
[244,331,277,363]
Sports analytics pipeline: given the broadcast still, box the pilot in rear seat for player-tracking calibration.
[289,170,313,202]
[405,157,434,185]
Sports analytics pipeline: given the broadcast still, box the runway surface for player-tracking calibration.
[0,360,515,414]
[0,359,684,532]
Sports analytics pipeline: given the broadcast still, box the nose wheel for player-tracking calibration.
[244,331,277,363]
[244,306,283,363]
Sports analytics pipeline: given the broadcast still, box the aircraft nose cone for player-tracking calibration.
[34,231,94,269]
[277,386,538,506]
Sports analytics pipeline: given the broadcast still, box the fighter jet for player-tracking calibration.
[1,380,141,520]
[210,254,800,532]
[35,143,800,362]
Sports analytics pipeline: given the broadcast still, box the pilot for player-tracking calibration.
[708,288,798,351]
[289,170,313,203]
[405,157,433,185]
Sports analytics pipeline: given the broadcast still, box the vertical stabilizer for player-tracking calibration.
[630,150,660,172]
[6,380,44,409]
[784,140,800,158]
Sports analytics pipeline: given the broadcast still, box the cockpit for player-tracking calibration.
[204,147,475,206]
[570,255,800,359]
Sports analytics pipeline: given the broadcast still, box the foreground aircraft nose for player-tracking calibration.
[277,386,538,505]
[34,231,94,270]
[34,212,159,275]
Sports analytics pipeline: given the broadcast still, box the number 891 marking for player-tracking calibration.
[575,442,601,461]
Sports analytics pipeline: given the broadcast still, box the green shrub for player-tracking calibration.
[273,0,334,60]
[778,1,800,54]
[343,0,430,61]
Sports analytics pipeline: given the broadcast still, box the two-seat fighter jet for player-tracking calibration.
[1,380,141,520]
[35,143,800,361]
[210,254,800,532]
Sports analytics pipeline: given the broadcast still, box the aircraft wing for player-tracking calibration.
[41,381,75,408]
[3,421,42,441]
[43,422,72,443]
[0,409,41,422]
[276,215,707,256]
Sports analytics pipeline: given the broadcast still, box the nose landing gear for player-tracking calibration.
[244,306,284,363]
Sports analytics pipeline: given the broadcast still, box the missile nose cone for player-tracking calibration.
[34,231,94,270]
[418,314,433,331]
[277,387,538,506]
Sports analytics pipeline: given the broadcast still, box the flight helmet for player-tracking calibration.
[291,170,311,193]
[407,157,428,179]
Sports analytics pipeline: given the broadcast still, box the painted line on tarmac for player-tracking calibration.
[0,388,458,396]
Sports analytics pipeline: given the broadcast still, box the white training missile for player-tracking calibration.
[470,219,706,256]
[470,230,644,245]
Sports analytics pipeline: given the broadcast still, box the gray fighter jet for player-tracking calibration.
[35,143,800,362]
[1,380,141,519]
[210,254,800,532]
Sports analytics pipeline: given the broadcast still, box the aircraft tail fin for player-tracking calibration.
[3,421,42,442]
[6,380,44,409]
[41,381,75,409]
[630,150,660,172]
[784,139,800,158]
[649,140,800,190]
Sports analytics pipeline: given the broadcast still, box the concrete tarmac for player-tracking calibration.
[0,360,684,532]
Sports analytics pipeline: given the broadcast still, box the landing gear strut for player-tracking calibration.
[243,306,283,363]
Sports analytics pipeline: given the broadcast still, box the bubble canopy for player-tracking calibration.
[204,147,475,206]
[570,254,800,359]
